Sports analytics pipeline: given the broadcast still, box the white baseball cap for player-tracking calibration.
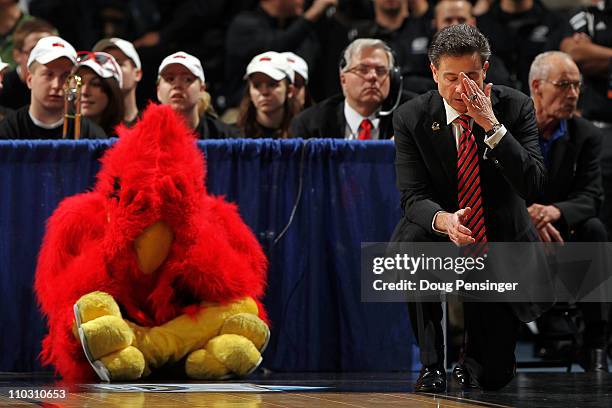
[93,37,142,70]
[245,51,294,83]
[0,57,8,72]
[76,52,123,88]
[27,36,76,67]
[282,52,308,83]
[158,51,205,83]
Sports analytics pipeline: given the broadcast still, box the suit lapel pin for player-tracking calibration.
[431,122,440,131]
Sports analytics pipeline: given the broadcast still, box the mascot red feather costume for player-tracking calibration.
[34,104,269,381]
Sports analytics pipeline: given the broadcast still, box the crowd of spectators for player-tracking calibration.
[0,0,607,139]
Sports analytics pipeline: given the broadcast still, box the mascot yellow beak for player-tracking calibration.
[134,221,174,275]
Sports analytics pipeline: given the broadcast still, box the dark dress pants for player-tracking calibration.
[392,217,520,390]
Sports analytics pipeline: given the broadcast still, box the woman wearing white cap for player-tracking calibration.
[92,38,143,127]
[74,51,125,136]
[157,51,238,139]
[238,51,299,139]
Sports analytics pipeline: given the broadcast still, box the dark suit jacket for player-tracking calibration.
[392,86,545,243]
[536,116,604,233]
[289,94,396,139]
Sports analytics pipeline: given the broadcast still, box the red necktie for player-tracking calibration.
[456,114,488,252]
[358,119,373,140]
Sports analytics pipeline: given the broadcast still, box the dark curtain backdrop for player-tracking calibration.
[0,139,418,373]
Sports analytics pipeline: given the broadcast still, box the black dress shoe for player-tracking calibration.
[452,364,481,389]
[578,348,610,372]
[415,365,446,393]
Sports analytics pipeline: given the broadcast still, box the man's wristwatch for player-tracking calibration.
[485,122,502,137]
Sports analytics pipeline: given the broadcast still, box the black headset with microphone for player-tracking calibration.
[338,42,404,117]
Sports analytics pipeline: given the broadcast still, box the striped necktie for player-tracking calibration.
[456,114,488,252]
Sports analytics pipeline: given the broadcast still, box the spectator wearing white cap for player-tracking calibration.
[282,51,312,111]
[157,51,238,139]
[74,51,125,136]
[238,51,299,139]
[93,38,142,127]
[0,35,105,139]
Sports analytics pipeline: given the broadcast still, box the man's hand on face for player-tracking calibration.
[459,72,498,132]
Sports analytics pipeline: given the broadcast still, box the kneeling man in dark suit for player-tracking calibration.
[391,24,545,392]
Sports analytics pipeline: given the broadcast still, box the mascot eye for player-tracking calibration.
[123,189,136,206]
[134,203,148,214]
[109,177,121,201]
[175,180,186,196]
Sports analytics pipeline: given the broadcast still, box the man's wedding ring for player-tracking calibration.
[469,94,478,101]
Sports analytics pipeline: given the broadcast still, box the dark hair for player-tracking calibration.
[77,66,125,136]
[428,24,491,68]
[294,73,313,111]
[13,18,57,51]
[301,90,313,110]
[237,78,299,139]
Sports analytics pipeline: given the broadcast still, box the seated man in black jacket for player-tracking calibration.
[477,0,565,94]
[0,36,105,139]
[528,51,609,372]
[289,38,398,140]
[354,0,434,94]
[224,0,337,109]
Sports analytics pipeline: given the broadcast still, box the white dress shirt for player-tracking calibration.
[343,100,380,140]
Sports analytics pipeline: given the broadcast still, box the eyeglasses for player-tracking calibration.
[346,64,389,79]
[76,51,122,85]
[542,79,582,92]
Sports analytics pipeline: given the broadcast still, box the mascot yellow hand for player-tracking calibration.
[73,291,145,381]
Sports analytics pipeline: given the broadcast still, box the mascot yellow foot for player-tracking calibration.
[73,291,145,381]
[184,312,270,380]
[131,298,270,380]
[73,292,269,381]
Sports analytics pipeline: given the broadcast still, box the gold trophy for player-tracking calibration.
[62,74,83,139]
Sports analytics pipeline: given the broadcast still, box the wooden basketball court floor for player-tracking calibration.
[1,371,610,407]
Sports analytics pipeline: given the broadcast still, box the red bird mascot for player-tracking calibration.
[34,104,269,381]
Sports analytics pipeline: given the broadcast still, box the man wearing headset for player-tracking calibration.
[289,38,404,140]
